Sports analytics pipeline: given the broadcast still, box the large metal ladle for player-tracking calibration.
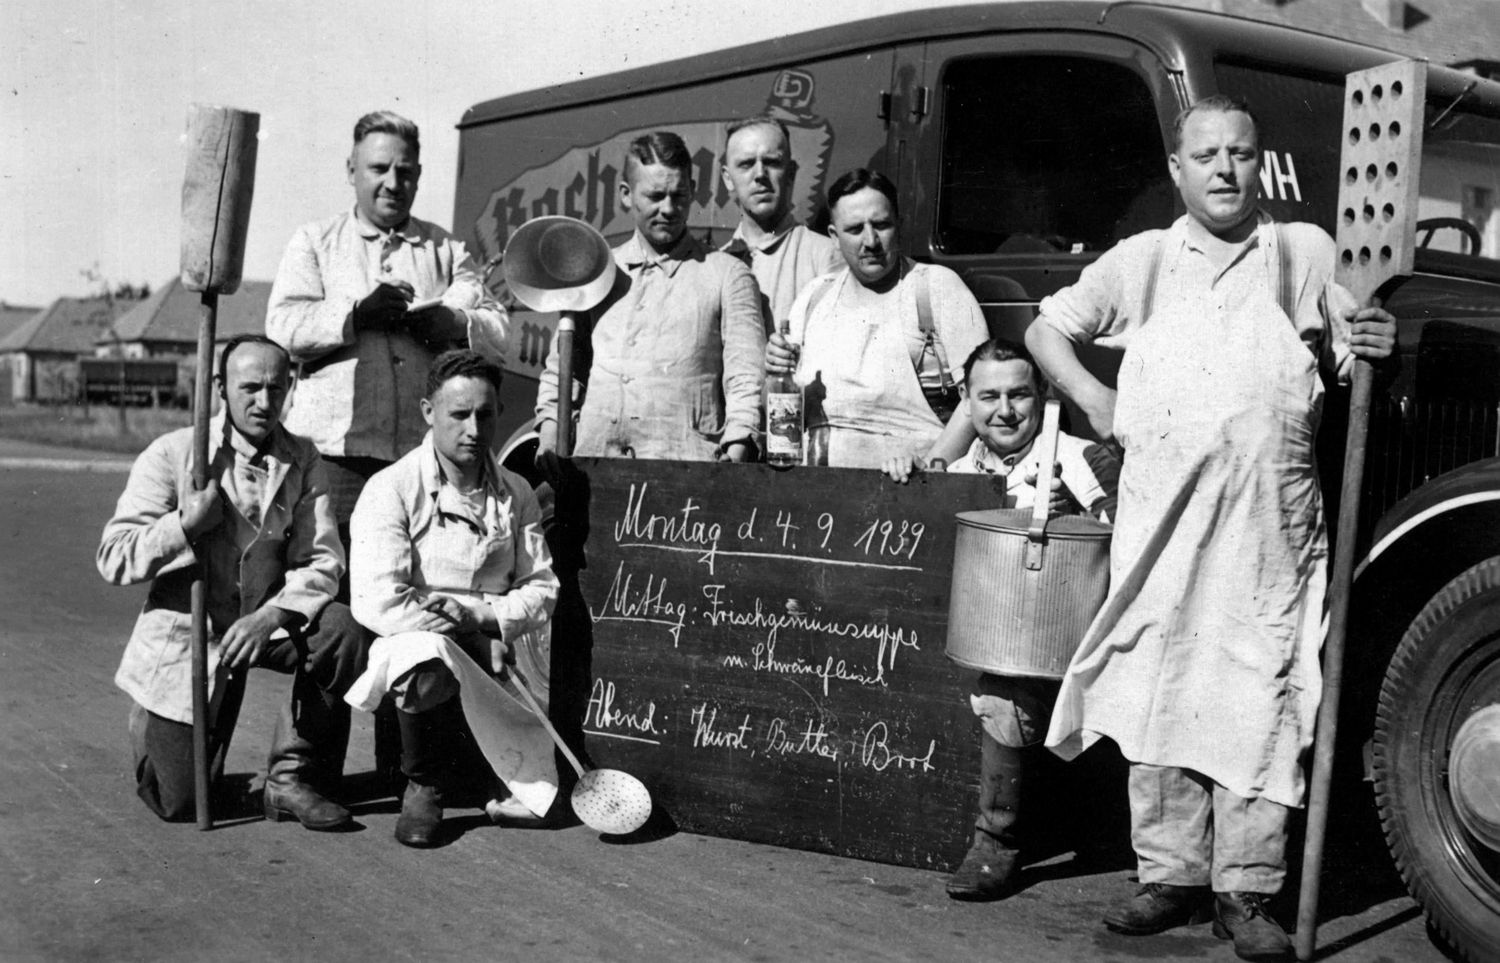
[509,671,653,835]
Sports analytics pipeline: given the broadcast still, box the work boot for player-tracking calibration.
[396,782,443,847]
[946,736,1025,900]
[393,699,459,847]
[263,672,352,831]
[1213,892,1292,962]
[1102,882,1214,935]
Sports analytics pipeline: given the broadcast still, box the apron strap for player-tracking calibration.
[1274,222,1296,321]
[1140,226,1294,323]
[1140,236,1166,322]
[799,276,837,339]
[913,266,955,392]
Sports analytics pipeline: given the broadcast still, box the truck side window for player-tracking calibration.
[936,55,1171,255]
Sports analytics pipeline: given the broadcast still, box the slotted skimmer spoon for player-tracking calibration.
[509,670,653,835]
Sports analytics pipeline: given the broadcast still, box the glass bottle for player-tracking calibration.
[765,320,803,467]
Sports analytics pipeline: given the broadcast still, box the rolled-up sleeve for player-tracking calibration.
[444,239,509,360]
[97,435,196,586]
[266,223,359,363]
[486,478,558,642]
[264,454,343,622]
[1033,233,1162,348]
[719,259,768,447]
[1320,281,1360,385]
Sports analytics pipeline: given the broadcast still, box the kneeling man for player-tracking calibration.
[346,350,560,847]
[99,335,368,828]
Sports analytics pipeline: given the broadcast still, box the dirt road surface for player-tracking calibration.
[0,457,1456,962]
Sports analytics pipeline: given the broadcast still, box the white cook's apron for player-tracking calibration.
[796,266,944,468]
[1046,239,1326,808]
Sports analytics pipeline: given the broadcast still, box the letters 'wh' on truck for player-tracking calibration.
[451,4,1500,958]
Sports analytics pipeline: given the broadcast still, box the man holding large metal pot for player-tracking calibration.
[885,338,1120,901]
[1029,95,1398,962]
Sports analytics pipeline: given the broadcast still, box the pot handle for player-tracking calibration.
[1025,399,1063,570]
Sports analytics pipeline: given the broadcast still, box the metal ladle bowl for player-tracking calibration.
[510,672,653,836]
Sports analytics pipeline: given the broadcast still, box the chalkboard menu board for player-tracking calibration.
[553,459,1005,869]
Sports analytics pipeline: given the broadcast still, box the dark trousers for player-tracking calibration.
[323,455,404,788]
[129,602,368,821]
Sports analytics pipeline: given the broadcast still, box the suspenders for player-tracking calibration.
[802,263,953,393]
[1139,223,1296,322]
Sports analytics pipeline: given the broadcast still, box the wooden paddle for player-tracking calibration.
[179,104,259,830]
[1295,59,1424,960]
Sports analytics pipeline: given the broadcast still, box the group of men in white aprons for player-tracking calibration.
[535,96,1398,963]
[100,94,1398,963]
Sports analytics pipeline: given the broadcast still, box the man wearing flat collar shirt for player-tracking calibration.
[267,109,508,538]
[347,350,560,847]
[1030,95,1398,962]
[719,115,841,334]
[535,130,765,465]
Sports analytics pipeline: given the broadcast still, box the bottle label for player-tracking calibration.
[766,391,803,458]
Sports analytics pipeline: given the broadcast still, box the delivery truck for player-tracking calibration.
[450,4,1500,957]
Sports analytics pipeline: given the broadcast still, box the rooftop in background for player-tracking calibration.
[0,303,42,345]
[0,297,137,355]
[105,277,272,349]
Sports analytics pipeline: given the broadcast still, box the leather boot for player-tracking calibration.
[393,699,458,847]
[263,671,352,831]
[946,736,1025,900]
[1103,882,1214,935]
[1213,892,1292,961]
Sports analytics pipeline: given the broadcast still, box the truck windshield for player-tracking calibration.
[1216,59,1500,269]
[1420,103,1500,263]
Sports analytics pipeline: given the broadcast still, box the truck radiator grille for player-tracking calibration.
[1362,395,1500,529]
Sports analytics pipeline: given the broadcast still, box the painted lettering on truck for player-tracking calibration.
[471,70,837,265]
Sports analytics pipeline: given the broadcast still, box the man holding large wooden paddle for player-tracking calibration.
[1029,95,1398,962]
[99,335,368,830]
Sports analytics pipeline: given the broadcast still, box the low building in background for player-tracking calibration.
[91,277,271,405]
[0,297,136,404]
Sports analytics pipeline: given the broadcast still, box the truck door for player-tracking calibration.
[899,32,1184,345]
[884,43,928,212]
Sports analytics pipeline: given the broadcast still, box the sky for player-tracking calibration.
[0,0,981,308]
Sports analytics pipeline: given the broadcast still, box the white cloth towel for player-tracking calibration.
[345,631,559,817]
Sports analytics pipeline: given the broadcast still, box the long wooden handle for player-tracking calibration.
[1295,358,1374,959]
[1028,399,1063,533]
[189,292,217,830]
[555,315,577,458]
[509,668,587,779]
[1023,400,1063,570]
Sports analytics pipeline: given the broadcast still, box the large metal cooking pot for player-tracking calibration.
[945,401,1112,678]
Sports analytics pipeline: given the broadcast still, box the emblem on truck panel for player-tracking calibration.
[472,70,836,269]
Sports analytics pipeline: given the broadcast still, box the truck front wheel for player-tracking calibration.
[1373,557,1500,962]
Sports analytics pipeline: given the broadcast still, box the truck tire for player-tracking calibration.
[1373,557,1500,963]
